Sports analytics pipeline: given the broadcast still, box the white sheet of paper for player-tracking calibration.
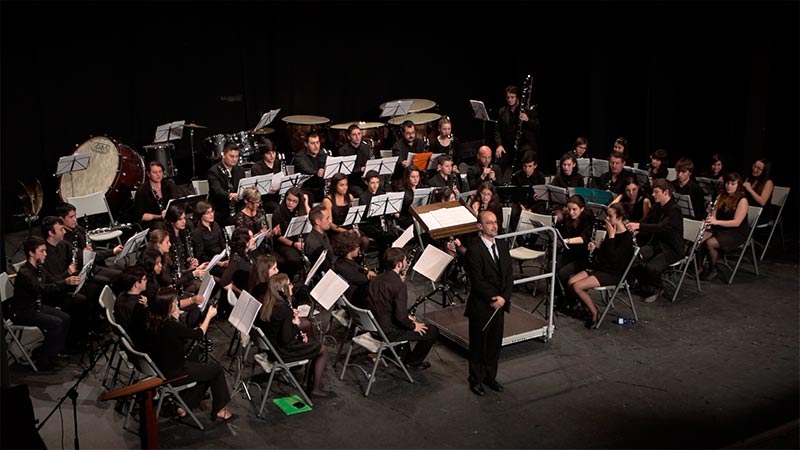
[115,229,149,264]
[205,248,228,275]
[364,156,398,176]
[285,215,311,238]
[74,251,95,295]
[392,225,415,248]
[253,229,269,248]
[154,120,186,143]
[310,270,349,311]
[198,274,216,312]
[413,245,454,282]
[254,108,281,131]
[417,205,476,231]
[343,205,366,226]
[304,250,327,286]
[228,290,262,336]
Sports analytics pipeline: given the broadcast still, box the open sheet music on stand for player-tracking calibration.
[228,290,262,337]
[625,166,650,187]
[198,273,216,312]
[469,100,491,121]
[55,153,91,176]
[364,156,399,177]
[591,158,609,178]
[673,193,695,218]
[367,192,405,218]
[253,108,281,132]
[310,270,349,311]
[696,177,723,196]
[380,100,412,118]
[534,184,569,205]
[237,174,274,196]
[154,120,185,143]
[406,152,441,172]
[411,188,435,207]
[576,158,592,177]
[165,194,207,213]
[411,200,479,240]
[342,205,366,227]
[285,215,312,238]
[74,251,95,295]
[277,173,311,196]
[412,244,454,282]
[324,155,357,179]
[114,228,149,264]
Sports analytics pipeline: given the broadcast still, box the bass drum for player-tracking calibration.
[58,135,145,213]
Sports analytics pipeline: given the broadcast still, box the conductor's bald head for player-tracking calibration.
[477,210,498,239]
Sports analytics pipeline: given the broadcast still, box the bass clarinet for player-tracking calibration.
[512,74,533,154]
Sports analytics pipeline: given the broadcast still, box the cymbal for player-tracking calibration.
[254,127,275,135]
[184,122,207,129]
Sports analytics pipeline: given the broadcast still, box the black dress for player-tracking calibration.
[589,231,635,286]
[711,198,750,252]
[253,300,321,362]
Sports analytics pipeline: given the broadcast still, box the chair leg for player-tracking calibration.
[169,390,205,430]
[7,326,39,373]
[286,368,313,407]
[626,284,638,321]
[388,346,414,384]
[258,370,278,418]
[750,242,759,275]
[339,343,354,381]
[364,348,384,397]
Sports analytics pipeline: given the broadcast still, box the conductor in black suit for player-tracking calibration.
[464,210,513,396]
[207,143,245,227]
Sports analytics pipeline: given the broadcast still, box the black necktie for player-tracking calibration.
[491,243,499,264]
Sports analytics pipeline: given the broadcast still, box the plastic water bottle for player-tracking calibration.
[614,317,637,326]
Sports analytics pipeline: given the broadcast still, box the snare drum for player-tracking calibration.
[282,115,330,153]
[379,98,437,114]
[143,143,176,178]
[387,113,441,144]
[58,135,145,211]
[230,131,256,162]
[204,134,230,160]
[330,121,388,150]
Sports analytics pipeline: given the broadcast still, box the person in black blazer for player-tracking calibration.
[207,143,245,227]
[464,210,513,396]
[627,178,684,303]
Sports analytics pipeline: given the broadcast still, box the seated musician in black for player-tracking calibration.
[466,145,502,189]
[272,187,310,281]
[235,187,280,255]
[428,155,465,195]
[55,202,125,276]
[626,178,684,303]
[249,138,283,213]
[391,120,426,186]
[469,182,505,234]
[647,148,669,182]
[303,205,336,274]
[596,151,629,196]
[507,150,547,231]
[553,195,594,311]
[191,201,229,277]
[114,266,149,348]
[134,161,179,231]
[397,166,426,230]
[672,158,707,220]
[358,170,401,253]
[551,152,585,189]
[219,226,257,298]
[207,143,245,227]
[9,236,72,371]
[333,231,376,308]
[292,131,328,203]
[367,248,439,370]
[337,123,372,198]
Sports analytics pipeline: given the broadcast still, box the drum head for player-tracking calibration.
[388,112,442,126]
[330,121,385,130]
[59,136,121,199]
[379,98,436,113]
[282,115,330,125]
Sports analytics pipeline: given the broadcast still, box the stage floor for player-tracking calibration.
[424,304,552,349]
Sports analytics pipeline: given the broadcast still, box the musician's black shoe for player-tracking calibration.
[469,383,485,396]
[407,361,431,371]
[484,379,504,392]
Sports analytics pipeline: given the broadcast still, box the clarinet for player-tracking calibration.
[587,218,601,265]
[400,247,419,278]
[698,193,719,246]
[279,152,287,175]
[623,219,644,262]
[71,229,79,267]
[365,139,376,159]
[83,215,92,251]
[35,263,44,312]
[184,229,194,261]
[220,165,236,218]
[170,244,183,288]
[151,184,164,212]
[423,136,430,151]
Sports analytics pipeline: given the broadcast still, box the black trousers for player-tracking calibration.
[390,324,440,365]
[172,361,231,416]
[13,306,71,361]
[635,245,669,291]
[468,309,504,385]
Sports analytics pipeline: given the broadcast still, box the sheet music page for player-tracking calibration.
[114,229,149,263]
[205,249,228,275]
[533,184,549,202]
[74,252,95,295]
[417,211,444,231]
[228,290,247,330]
[392,225,415,248]
[82,249,95,267]
[254,108,281,131]
[431,206,478,228]
[169,120,185,140]
[426,153,444,170]
[286,215,311,237]
[342,205,366,226]
[310,270,349,310]
[253,229,269,248]
[324,155,357,178]
[385,192,405,214]
[241,293,262,336]
[367,194,388,216]
[198,274,216,311]
[413,245,454,282]
[470,100,490,121]
[364,156,398,176]
[304,250,328,285]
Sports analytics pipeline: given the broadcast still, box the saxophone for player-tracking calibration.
[512,74,532,154]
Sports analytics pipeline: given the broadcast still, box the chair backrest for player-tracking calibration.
[667,167,677,181]
[0,272,13,302]
[286,164,296,175]
[11,260,25,274]
[616,245,642,287]
[746,206,763,229]
[191,179,209,196]
[100,285,116,313]
[527,212,554,228]
[501,206,511,232]
[67,191,117,224]
[595,229,607,247]
[227,288,238,307]
[225,225,234,241]
[251,327,289,365]
[119,334,161,379]
[682,218,705,245]
[341,296,381,337]
[771,186,790,208]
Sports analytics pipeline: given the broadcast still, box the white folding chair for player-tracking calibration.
[667,168,677,181]
[191,179,209,197]
[501,206,511,233]
[1,272,43,372]
[509,210,547,276]
[119,336,205,431]
[755,186,790,261]
[248,327,313,418]
[338,296,414,397]
[720,206,762,285]
[225,225,235,241]
[67,191,123,244]
[662,218,704,302]
[591,246,641,329]
[98,285,132,389]
[285,164,296,175]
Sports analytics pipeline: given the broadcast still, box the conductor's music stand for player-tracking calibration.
[55,153,91,198]
[470,99,495,145]
[408,244,459,314]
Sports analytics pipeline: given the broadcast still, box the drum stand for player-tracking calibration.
[189,128,198,180]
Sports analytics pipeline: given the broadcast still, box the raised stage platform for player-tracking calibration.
[422,304,553,349]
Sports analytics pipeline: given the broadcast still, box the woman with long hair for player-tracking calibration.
[247,254,279,299]
[469,181,504,233]
[698,173,750,281]
[610,176,651,222]
[143,287,234,421]
[253,274,331,397]
[165,204,199,274]
[554,195,594,311]
[742,158,774,225]
[322,173,368,254]
[551,152,585,189]
[567,203,635,328]
[272,187,311,280]
[191,201,229,275]
[397,166,425,229]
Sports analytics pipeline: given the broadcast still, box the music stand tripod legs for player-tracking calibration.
[410,262,465,315]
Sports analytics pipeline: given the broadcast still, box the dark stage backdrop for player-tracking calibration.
[1,1,797,232]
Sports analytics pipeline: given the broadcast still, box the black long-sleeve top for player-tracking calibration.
[672,180,707,220]
[291,149,327,191]
[114,292,147,347]
[466,162,502,189]
[551,172,584,188]
[191,222,226,263]
[134,179,179,230]
[638,198,684,264]
[143,319,203,379]
[493,104,540,153]
[304,229,334,273]
[597,169,631,196]
[367,270,413,336]
[390,139,426,181]
[10,261,67,314]
[556,212,594,259]
[207,162,245,222]
[335,258,370,307]
[359,187,386,228]
[591,231,635,275]
[43,240,73,280]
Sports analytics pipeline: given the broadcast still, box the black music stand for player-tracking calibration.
[228,289,262,401]
[366,192,404,218]
[470,99,495,145]
[409,244,459,313]
[411,188,435,208]
[277,174,312,198]
[673,193,696,218]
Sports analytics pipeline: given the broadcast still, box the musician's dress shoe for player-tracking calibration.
[484,379,504,392]
[469,383,485,396]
